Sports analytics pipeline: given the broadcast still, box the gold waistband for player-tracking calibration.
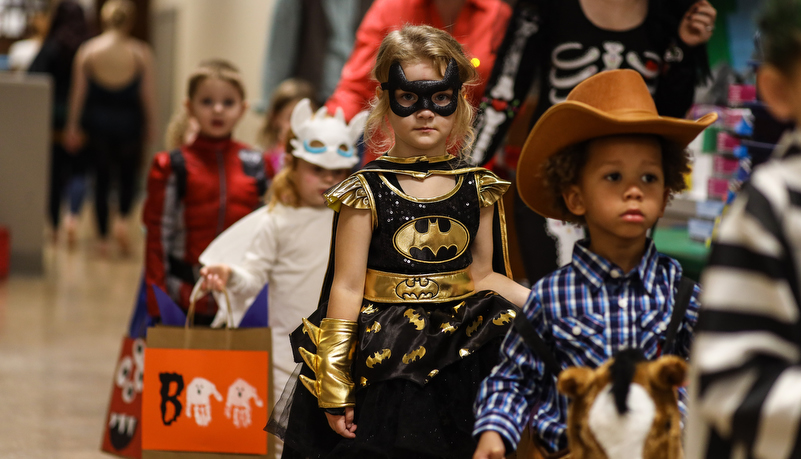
[363,268,474,303]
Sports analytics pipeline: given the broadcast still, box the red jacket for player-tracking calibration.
[325,0,511,121]
[143,135,266,319]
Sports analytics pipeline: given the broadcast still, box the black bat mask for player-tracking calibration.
[380,58,463,117]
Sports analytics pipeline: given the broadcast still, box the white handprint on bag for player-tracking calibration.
[224,378,264,428]
[185,377,223,426]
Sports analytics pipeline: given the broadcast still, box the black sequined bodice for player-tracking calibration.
[361,171,481,275]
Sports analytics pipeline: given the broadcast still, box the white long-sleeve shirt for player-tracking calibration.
[228,204,334,392]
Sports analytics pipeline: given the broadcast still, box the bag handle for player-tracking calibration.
[188,279,234,329]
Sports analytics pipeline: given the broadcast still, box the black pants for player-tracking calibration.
[88,136,142,237]
[48,142,88,229]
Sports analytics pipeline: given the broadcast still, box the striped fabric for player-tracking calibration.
[687,132,801,459]
[473,239,699,453]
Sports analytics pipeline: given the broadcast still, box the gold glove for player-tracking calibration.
[298,317,358,409]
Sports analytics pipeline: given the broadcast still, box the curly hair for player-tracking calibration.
[759,0,801,75]
[542,135,691,224]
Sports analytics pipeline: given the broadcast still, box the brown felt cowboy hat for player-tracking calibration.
[516,69,718,220]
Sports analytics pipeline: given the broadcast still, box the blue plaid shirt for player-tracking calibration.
[473,239,700,453]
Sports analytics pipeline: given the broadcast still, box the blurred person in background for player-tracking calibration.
[258,78,316,182]
[8,9,49,72]
[28,0,89,247]
[471,0,717,286]
[686,0,801,456]
[260,0,372,111]
[142,60,266,325]
[64,0,157,256]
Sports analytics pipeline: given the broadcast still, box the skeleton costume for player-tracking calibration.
[274,61,519,459]
[470,0,711,286]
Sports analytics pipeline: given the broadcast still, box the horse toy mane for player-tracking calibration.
[556,349,687,459]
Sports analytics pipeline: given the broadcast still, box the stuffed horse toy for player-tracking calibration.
[556,349,687,459]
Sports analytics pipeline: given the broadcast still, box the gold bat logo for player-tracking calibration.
[402,346,426,364]
[360,376,368,387]
[366,321,382,333]
[440,322,457,334]
[459,348,473,358]
[466,316,483,337]
[361,303,378,314]
[492,309,517,326]
[404,309,426,330]
[366,349,391,368]
[396,277,439,300]
[393,217,469,263]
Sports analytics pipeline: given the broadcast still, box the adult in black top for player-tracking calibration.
[28,0,89,243]
[64,0,157,256]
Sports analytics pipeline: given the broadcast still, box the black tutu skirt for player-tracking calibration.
[278,338,501,459]
[273,290,516,458]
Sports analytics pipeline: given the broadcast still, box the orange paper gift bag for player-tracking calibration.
[141,286,273,459]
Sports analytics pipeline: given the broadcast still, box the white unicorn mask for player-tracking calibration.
[289,98,368,170]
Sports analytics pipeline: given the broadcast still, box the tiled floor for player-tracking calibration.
[0,214,143,458]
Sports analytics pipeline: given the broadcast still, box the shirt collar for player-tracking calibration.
[571,239,660,295]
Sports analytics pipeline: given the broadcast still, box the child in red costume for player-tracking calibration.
[142,60,267,324]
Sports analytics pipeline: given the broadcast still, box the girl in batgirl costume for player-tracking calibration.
[274,25,530,459]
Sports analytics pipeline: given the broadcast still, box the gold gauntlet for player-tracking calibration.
[298,317,359,409]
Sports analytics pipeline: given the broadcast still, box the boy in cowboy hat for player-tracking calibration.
[687,1,801,457]
[472,69,717,459]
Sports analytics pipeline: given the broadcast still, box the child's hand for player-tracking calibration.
[473,431,506,459]
[325,407,357,438]
[200,265,231,291]
[679,0,717,47]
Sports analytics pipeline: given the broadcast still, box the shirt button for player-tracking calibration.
[572,326,582,336]
[610,271,620,279]
[620,297,628,308]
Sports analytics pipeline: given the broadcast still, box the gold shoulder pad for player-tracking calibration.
[324,174,372,212]
[475,170,511,207]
